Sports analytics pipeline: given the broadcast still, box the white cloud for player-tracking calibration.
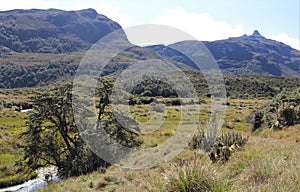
[151,8,244,41]
[272,33,300,50]
[92,4,133,28]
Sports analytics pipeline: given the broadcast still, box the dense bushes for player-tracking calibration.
[0,61,78,88]
[188,72,300,99]
[1,50,299,100]
[251,88,300,131]
[129,73,299,99]
[131,79,177,98]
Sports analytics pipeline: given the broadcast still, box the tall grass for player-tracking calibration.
[163,159,230,192]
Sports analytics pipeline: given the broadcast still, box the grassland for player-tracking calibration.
[38,132,299,192]
[0,108,37,188]
[38,98,299,191]
[0,89,299,191]
[0,89,38,188]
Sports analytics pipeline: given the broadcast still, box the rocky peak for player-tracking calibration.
[250,30,265,38]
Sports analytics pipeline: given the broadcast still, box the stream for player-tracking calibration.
[0,166,59,192]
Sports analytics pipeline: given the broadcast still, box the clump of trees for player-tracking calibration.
[0,61,78,88]
[22,79,141,178]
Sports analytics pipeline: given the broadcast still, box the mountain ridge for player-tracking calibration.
[0,8,121,53]
[0,8,299,89]
[147,30,300,77]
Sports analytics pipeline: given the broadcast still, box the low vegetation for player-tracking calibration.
[0,80,299,190]
[38,133,300,191]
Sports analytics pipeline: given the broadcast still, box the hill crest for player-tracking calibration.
[0,8,121,53]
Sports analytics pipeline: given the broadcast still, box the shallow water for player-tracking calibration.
[0,166,59,192]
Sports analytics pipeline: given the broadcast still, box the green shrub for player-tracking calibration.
[252,88,300,129]
[281,108,297,126]
[250,111,264,132]
[162,129,174,137]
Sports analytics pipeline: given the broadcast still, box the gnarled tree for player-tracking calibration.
[22,80,141,178]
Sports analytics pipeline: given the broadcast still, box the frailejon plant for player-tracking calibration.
[208,132,248,163]
[189,126,205,150]
[190,126,248,163]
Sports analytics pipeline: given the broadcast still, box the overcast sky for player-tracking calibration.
[0,0,299,50]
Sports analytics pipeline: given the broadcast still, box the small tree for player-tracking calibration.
[95,78,142,147]
[22,83,106,177]
[22,80,141,178]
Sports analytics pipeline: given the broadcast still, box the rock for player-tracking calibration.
[251,30,265,38]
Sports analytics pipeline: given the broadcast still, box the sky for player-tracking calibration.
[0,0,299,50]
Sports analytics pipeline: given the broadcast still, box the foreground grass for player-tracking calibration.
[39,99,299,191]
[40,130,300,191]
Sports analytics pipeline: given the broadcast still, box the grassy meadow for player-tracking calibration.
[38,98,299,192]
[0,108,36,187]
[1,87,299,191]
[39,133,300,192]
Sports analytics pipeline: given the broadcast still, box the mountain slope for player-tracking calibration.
[147,30,300,77]
[0,45,195,88]
[0,8,299,89]
[0,8,121,53]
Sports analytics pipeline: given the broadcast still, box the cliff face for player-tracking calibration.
[0,8,121,53]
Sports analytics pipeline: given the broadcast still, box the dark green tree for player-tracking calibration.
[22,81,141,178]
[95,78,142,147]
[22,83,106,177]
